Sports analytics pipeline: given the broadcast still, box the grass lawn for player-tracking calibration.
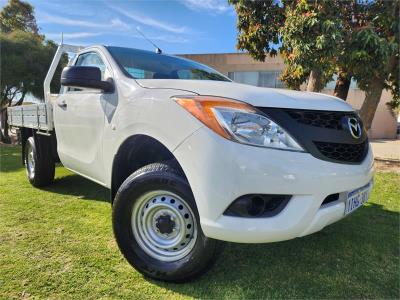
[0,145,399,299]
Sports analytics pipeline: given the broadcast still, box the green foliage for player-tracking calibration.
[0,0,67,143]
[349,29,394,87]
[230,0,399,118]
[228,0,284,61]
[279,0,342,90]
[279,63,308,90]
[0,31,62,105]
[348,0,399,109]
[386,71,399,111]
[0,0,67,106]
[0,0,38,34]
[229,0,343,89]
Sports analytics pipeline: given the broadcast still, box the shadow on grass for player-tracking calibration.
[0,145,109,202]
[0,145,23,173]
[154,203,399,299]
[42,174,109,203]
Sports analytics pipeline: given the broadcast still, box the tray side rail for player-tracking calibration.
[7,103,52,131]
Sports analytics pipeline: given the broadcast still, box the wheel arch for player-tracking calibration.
[20,128,59,165]
[110,134,186,203]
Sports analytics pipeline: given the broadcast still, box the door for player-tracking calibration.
[54,51,113,184]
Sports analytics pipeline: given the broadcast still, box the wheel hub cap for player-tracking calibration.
[131,191,197,262]
[26,144,35,178]
[155,214,175,234]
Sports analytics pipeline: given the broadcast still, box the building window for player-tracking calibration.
[324,75,358,90]
[227,71,285,88]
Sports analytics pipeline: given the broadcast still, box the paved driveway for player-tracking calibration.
[370,139,400,160]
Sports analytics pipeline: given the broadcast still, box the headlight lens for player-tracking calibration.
[213,108,302,150]
[174,96,304,151]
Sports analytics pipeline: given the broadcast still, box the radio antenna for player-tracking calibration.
[135,27,162,54]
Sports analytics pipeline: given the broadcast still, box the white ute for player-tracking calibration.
[8,44,374,282]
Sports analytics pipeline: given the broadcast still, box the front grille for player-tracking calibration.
[314,140,368,163]
[256,107,369,164]
[285,109,356,130]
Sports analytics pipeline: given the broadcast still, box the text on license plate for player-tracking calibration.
[345,181,372,215]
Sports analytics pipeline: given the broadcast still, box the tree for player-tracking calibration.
[229,0,341,92]
[0,0,38,34]
[229,0,399,130]
[349,0,399,129]
[229,0,285,61]
[279,0,342,92]
[0,0,65,143]
[331,1,366,100]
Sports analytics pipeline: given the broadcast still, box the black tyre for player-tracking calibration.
[24,136,55,187]
[112,162,222,282]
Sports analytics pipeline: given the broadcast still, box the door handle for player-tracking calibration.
[57,99,67,108]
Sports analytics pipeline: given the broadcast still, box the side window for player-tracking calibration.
[75,52,107,80]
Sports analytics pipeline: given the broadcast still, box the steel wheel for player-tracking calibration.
[25,141,35,179]
[131,190,198,262]
[113,162,221,282]
[23,136,54,187]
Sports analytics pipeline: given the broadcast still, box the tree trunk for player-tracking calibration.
[12,90,26,107]
[333,71,351,101]
[0,92,26,144]
[0,108,11,144]
[359,79,384,131]
[307,69,323,92]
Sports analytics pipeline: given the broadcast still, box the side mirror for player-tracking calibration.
[61,66,113,93]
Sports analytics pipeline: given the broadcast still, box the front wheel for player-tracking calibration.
[112,162,222,282]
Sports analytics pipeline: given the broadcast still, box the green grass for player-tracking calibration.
[0,145,399,299]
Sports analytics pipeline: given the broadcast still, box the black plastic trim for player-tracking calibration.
[61,66,114,93]
[321,193,340,206]
[223,194,291,218]
[256,107,369,164]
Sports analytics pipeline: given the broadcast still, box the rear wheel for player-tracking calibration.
[112,162,222,282]
[24,136,55,187]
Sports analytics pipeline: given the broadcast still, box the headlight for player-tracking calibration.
[174,95,304,151]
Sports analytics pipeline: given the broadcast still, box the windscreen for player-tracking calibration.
[107,46,230,82]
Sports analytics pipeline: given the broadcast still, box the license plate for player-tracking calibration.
[345,181,372,215]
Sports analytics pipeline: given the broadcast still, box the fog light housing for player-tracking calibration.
[223,194,291,218]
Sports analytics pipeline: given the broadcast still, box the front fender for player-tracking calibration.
[102,88,202,188]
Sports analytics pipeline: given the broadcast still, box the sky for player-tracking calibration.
[1,0,240,54]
